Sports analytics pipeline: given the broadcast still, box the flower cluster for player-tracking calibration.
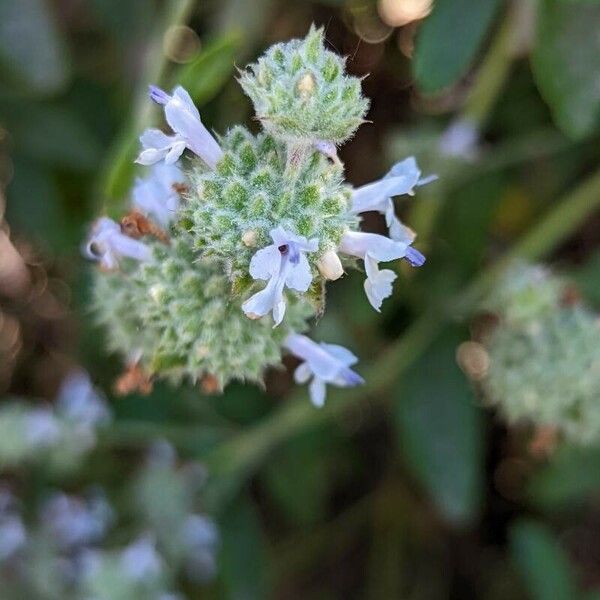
[0,370,110,471]
[0,443,218,599]
[87,27,433,406]
[478,264,600,445]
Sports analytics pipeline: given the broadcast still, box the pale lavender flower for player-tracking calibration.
[136,86,223,169]
[25,408,60,448]
[242,227,318,327]
[41,491,113,550]
[285,334,364,407]
[132,162,187,226]
[120,535,163,581]
[351,157,436,241]
[0,515,26,561]
[83,217,151,270]
[339,231,425,311]
[56,370,111,428]
[181,514,219,582]
[438,118,479,160]
[313,140,341,164]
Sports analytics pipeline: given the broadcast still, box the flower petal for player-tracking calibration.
[309,377,327,408]
[248,245,281,281]
[363,253,397,311]
[294,362,312,385]
[285,252,313,292]
[339,231,408,262]
[319,343,358,367]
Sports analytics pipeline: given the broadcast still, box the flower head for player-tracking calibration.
[136,86,223,169]
[351,157,436,241]
[285,334,364,407]
[83,218,151,270]
[132,162,187,226]
[339,230,425,311]
[242,227,318,327]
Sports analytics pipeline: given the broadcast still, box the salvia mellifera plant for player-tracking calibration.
[85,26,434,406]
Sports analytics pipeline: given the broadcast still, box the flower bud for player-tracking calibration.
[241,230,258,247]
[317,250,344,280]
[296,72,316,98]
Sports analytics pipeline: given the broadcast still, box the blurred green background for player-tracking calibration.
[0,0,599,598]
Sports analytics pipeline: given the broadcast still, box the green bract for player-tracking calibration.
[239,25,369,144]
[182,126,358,279]
[481,264,600,445]
[92,237,311,387]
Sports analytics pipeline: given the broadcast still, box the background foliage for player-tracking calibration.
[0,0,599,598]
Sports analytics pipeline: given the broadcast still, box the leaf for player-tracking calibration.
[393,327,484,525]
[0,0,69,95]
[532,0,600,139]
[413,0,502,94]
[261,427,330,526]
[172,33,241,103]
[218,494,267,600]
[102,33,241,209]
[510,520,579,600]
[528,444,600,511]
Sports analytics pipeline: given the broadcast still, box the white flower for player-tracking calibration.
[351,157,436,241]
[284,334,364,407]
[56,370,111,428]
[438,118,479,160]
[132,162,187,226]
[339,231,425,311]
[120,535,162,581]
[242,227,318,327]
[136,85,223,169]
[83,217,151,270]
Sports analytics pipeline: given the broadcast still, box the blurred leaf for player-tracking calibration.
[171,33,242,102]
[532,0,600,139]
[572,250,600,308]
[0,0,70,95]
[510,520,579,600]
[413,0,502,94]
[103,33,241,209]
[3,102,101,171]
[262,428,330,526]
[528,445,600,511]
[5,157,75,252]
[393,327,484,525]
[218,494,267,600]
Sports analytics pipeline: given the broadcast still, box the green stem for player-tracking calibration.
[205,167,600,498]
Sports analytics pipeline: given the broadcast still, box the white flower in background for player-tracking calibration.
[242,227,318,327]
[83,218,151,270]
[181,514,219,582]
[438,118,479,160]
[284,334,364,407]
[132,162,187,226]
[136,86,223,169]
[25,408,60,448]
[41,492,113,550]
[351,157,436,241]
[56,370,111,428]
[0,492,26,562]
[339,230,425,311]
[120,535,163,581]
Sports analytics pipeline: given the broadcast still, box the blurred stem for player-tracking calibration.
[205,166,600,503]
[412,2,521,244]
[99,0,196,213]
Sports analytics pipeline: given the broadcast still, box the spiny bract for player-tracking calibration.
[92,237,311,387]
[239,25,369,144]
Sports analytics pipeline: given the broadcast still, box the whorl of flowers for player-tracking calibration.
[479,264,600,445]
[86,27,433,406]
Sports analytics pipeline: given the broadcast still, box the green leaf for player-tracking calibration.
[510,520,579,600]
[261,428,330,526]
[218,494,267,600]
[0,0,69,95]
[532,0,600,139]
[102,33,240,209]
[171,33,241,103]
[413,0,502,94]
[393,327,484,525]
[528,445,600,511]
